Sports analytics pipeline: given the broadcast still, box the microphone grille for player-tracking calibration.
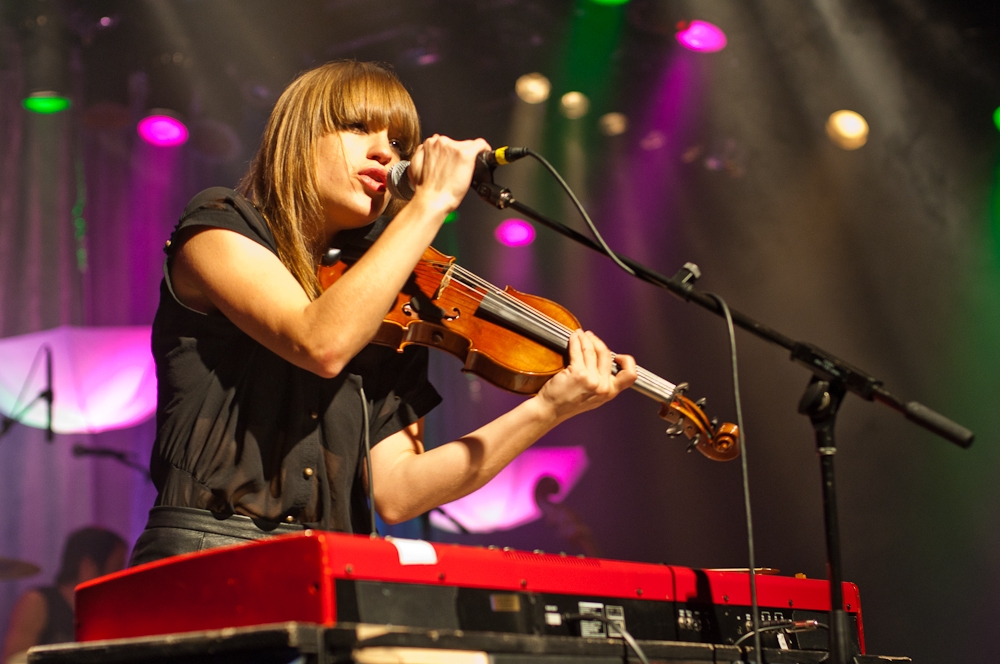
[386,161,415,201]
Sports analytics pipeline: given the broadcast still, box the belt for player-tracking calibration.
[144,505,307,539]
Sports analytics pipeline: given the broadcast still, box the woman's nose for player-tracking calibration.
[368,131,393,165]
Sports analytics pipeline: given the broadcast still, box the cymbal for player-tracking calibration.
[0,558,40,581]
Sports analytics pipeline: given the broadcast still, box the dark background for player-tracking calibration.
[1,0,999,661]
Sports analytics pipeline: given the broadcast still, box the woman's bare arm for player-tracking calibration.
[2,590,46,664]
[370,331,637,524]
[169,135,490,378]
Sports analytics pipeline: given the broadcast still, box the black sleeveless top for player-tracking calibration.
[149,187,440,532]
[36,586,74,645]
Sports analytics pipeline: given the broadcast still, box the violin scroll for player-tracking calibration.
[658,384,740,462]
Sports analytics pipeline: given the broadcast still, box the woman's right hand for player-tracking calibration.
[407,135,492,214]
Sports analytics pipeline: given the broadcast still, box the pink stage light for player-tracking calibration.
[430,446,589,533]
[495,219,535,247]
[137,114,189,147]
[676,20,727,53]
[0,326,156,434]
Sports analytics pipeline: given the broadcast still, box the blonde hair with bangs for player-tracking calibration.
[239,61,420,298]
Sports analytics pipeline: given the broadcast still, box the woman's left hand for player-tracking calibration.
[535,330,637,422]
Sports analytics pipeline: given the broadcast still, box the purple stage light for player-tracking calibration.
[137,114,189,147]
[429,446,589,533]
[676,20,727,53]
[495,219,535,247]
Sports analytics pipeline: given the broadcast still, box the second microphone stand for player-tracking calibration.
[0,344,54,444]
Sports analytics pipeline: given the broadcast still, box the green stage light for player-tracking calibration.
[444,211,459,224]
[994,107,1000,132]
[591,0,629,4]
[23,93,71,114]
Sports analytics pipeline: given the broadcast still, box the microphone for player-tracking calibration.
[43,345,53,442]
[386,161,416,201]
[387,146,530,202]
[72,444,125,459]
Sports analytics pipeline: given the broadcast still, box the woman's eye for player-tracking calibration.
[389,139,402,152]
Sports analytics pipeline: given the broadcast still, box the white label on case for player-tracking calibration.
[385,537,438,565]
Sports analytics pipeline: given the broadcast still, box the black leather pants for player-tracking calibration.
[128,506,306,567]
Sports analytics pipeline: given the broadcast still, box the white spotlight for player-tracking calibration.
[515,73,551,104]
[560,91,590,119]
[826,110,869,150]
[599,112,628,136]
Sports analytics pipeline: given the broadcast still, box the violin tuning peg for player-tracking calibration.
[711,417,719,429]
[675,382,689,396]
[665,416,685,437]
[695,397,707,408]
[686,435,700,453]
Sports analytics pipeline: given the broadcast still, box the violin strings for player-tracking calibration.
[426,261,677,397]
[421,260,676,397]
[450,264,572,340]
[440,263,676,397]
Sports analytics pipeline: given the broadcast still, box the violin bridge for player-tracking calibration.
[433,263,456,301]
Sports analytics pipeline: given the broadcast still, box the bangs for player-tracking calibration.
[319,62,421,158]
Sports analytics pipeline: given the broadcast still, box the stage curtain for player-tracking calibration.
[0,34,164,642]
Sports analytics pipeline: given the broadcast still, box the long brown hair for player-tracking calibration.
[239,61,420,298]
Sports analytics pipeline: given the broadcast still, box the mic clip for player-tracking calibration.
[472,152,514,209]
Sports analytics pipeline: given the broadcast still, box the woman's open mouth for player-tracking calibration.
[358,168,387,192]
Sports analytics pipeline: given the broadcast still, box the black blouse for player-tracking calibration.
[149,187,440,532]
[36,586,74,645]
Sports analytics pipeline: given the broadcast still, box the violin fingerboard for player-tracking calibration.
[476,292,570,353]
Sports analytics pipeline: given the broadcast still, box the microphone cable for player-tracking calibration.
[516,149,761,664]
[520,149,636,279]
[733,619,827,647]
[705,292,760,662]
[359,386,377,537]
[561,613,650,664]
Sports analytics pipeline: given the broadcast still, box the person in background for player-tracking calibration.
[2,527,126,664]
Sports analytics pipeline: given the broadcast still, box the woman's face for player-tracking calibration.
[315,125,403,236]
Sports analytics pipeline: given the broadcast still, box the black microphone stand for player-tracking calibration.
[72,444,152,481]
[0,344,55,444]
[471,169,973,664]
[44,344,54,442]
[0,392,49,441]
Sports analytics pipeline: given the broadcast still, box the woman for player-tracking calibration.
[129,61,636,565]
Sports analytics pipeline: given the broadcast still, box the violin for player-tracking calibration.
[319,246,739,461]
